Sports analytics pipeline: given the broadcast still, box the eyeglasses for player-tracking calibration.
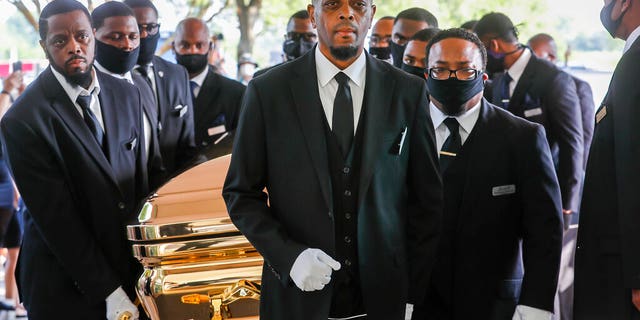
[138,23,161,35]
[428,68,482,81]
[286,32,317,42]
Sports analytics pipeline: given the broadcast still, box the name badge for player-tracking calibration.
[596,105,607,124]
[524,108,543,118]
[492,184,516,196]
[208,125,226,136]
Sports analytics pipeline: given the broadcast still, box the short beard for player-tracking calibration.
[330,45,358,61]
[47,51,94,89]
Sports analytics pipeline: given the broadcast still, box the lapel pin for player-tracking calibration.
[158,71,164,78]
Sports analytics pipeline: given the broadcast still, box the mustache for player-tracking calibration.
[333,22,358,33]
[65,54,87,65]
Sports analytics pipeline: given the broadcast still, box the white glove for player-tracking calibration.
[289,248,341,291]
[405,303,414,320]
[512,305,552,320]
[106,286,139,320]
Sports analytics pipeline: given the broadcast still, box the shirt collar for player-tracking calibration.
[624,25,640,54]
[429,99,481,134]
[315,45,366,89]
[94,61,133,84]
[51,66,101,102]
[507,47,531,83]
[191,65,209,87]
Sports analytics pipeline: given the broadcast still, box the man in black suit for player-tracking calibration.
[412,27,563,320]
[172,18,245,156]
[475,13,584,230]
[573,0,640,318]
[527,32,596,320]
[390,7,438,68]
[368,16,394,63]
[91,1,165,190]
[528,33,595,171]
[125,0,197,182]
[254,10,317,78]
[0,0,146,318]
[222,0,442,319]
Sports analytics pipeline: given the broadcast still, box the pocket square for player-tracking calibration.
[524,108,543,118]
[492,184,516,196]
[125,138,137,150]
[388,127,408,155]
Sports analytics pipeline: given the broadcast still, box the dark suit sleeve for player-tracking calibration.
[134,90,150,209]
[1,117,121,303]
[575,78,595,166]
[223,81,306,286]
[547,72,583,211]
[227,82,246,132]
[406,82,443,304]
[517,125,563,311]
[611,50,640,288]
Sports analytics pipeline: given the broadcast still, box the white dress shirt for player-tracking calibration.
[190,65,209,99]
[624,25,640,54]
[95,61,152,159]
[505,48,531,97]
[429,101,481,156]
[51,66,104,132]
[315,46,366,133]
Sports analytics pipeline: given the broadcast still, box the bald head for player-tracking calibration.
[173,18,212,77]
[528,33,557,63]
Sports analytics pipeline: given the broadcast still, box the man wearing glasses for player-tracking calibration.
[412,28,563,320]
[254,10,317,78]
[124,0,197,184]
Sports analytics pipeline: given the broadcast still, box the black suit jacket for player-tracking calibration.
[192,66,245,151]
[574,37,640,319]
[149,56,197,183]
[416,100,562,319]
[223,50,442,320]
[0,68,147,317]
[132,73,164,190]
[490,51,583,212]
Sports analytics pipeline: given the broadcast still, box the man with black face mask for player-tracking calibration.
[400,27,439,80]
[475,12,584,238]
[253,10,317,78]
[0,0,148,318]
[173,18,245,155]
[368,16,394,63]
[412,28,562,320]
[92,1,165,189]
[390,7,438,68]
[124,0,197,183]
[573,0,640,318]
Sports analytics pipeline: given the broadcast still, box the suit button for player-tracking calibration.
[328,211,333,218]
[343,167,350,174]
[344,259,352,267]
[344,236,351,244]
[118,202,126,210]
[345,212,351,220]
[344,190,352,197]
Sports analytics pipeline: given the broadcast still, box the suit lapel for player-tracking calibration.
[152,57,169,120]
[194,69,223,129]
[289,52,333,211]
[43,68,119,187]
[357,55,395,206]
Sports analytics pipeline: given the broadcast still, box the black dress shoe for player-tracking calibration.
[0,301,14,311]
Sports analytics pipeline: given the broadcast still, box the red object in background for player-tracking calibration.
[0,62,35,77]
[0,64,9,78]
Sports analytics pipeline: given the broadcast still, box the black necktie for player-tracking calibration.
[332,72,354,157]
[76,93,105,150]
[439,117,461,174]
[136,65,153,89]
[190,81,198,100]
[500,72,512,109]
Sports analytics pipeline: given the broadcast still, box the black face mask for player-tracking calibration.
[175,52,209,75]
[369,46,391,60]
[138,32,160,65]
[401,64,426,80]
[95,40,140,75]
[601,0,625,38]
[390,41,406,68]
[485,50,505,78]
[427,74,485,116]
[283,39,315,60]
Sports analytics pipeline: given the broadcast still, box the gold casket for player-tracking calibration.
[127,155,262,320]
